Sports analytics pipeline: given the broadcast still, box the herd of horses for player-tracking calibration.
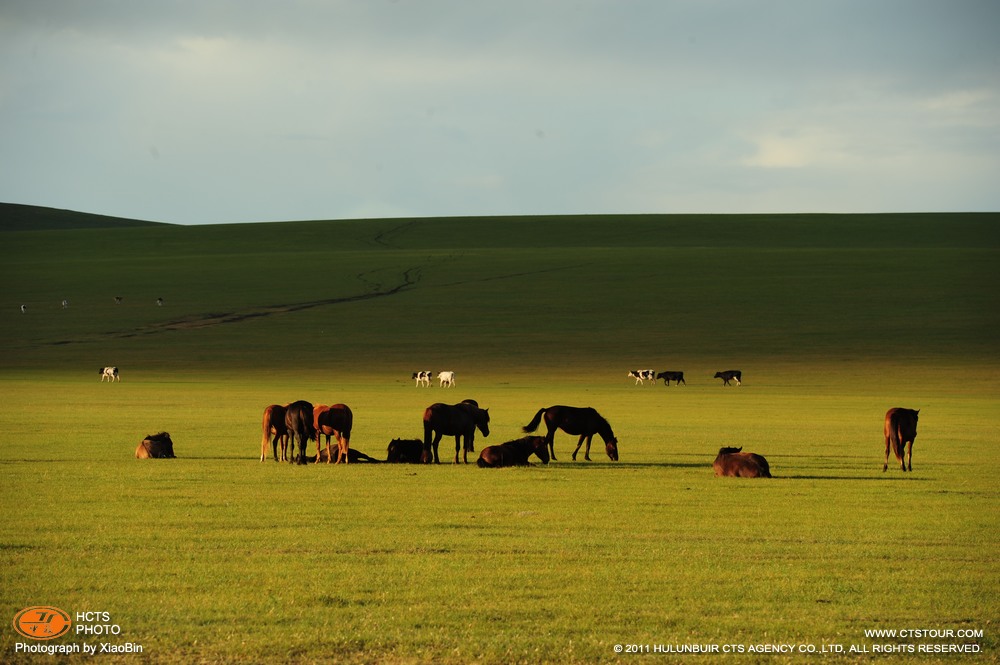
[248,398,920,475]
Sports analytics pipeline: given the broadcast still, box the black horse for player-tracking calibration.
[422,400,490,464]
[386,438,425,464]
[522,405,619,461]
[477,436,550,468]
[883,407,919,472]
[284,400,314,465]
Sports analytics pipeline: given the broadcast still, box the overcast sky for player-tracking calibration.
[1,1,998,225]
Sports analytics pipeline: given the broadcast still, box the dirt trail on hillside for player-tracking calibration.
[47,262,582,345]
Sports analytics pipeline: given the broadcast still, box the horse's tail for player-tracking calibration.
[523,407,547,433]
[888,411,904,461]
[260,407,273,462]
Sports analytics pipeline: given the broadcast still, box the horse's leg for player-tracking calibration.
[905,436,913,472]
[546,424,558,461]
[572,435,586,461]
[584,434,594,461]
[432,433,443,464]
[882,432,891,472]
[453,435,462,464]
[337,433,349,465]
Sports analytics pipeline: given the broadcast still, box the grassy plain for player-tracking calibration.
[0,209,998,663]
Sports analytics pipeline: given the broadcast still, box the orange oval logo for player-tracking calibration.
[13,606,72,640]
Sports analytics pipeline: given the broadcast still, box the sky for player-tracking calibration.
[1,1,998,225]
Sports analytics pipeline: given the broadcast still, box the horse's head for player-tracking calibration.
[476,408,490,438]
[530,437,550,464]
[718,446,743,456]
[605,438,619,461]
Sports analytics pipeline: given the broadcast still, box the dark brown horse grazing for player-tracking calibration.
[284,400,314,465]
[477,436,550,468]
[260,404,289,462]
[313,403,353,464]
[713,447,770,478]
[386,438,424,464]
[522,405,619,461]
[136,432,176,459]
[883,407,919,472]
[423,400,490,464]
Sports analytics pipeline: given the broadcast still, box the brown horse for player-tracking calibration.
[422,400,490,464]
[883,407,919,472]
[477,436,550,468]
[313,403,353,464]
[713,446,770,477]
[135,432,175,459]
[260,404,289,462]
[284,400,314,465]
[522,405,619,461]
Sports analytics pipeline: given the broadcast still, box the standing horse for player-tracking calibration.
[477,436,550,468]
[883,407,919,472]
[422,400,490,464]
[284,400,314,465]
[313,403,353,464]
[260,404,289,462]
[522,405,619,461]
[713,446,771,477]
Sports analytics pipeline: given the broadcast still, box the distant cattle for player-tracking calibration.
[477,436,550,468]
[713,447,770,478]
[156,297,164,306]
[61,299,69,309]
[386,438,425,464]
[412,371,432,387]
[714,370,742,386]
[114,296,123,305]
[20,304,27,314]
[883,407,919,472]
[627,369,656,385]
[438,371,456,387]
[100,366,120,382]
[135,432,176,459]
[656,371,686,386]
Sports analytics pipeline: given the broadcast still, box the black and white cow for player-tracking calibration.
[656,371,686,386]
[627,369,656,385]
[100,366,120,382]
[411,370,432,387]
[714,370,742,386]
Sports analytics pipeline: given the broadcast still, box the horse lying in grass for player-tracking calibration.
[135,432,175,459]
[477,436,550,468]
[713,446,770,478]
[313,448,380,463]
[386,438,424,464]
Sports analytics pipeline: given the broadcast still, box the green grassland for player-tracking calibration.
[1,209,998,663]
